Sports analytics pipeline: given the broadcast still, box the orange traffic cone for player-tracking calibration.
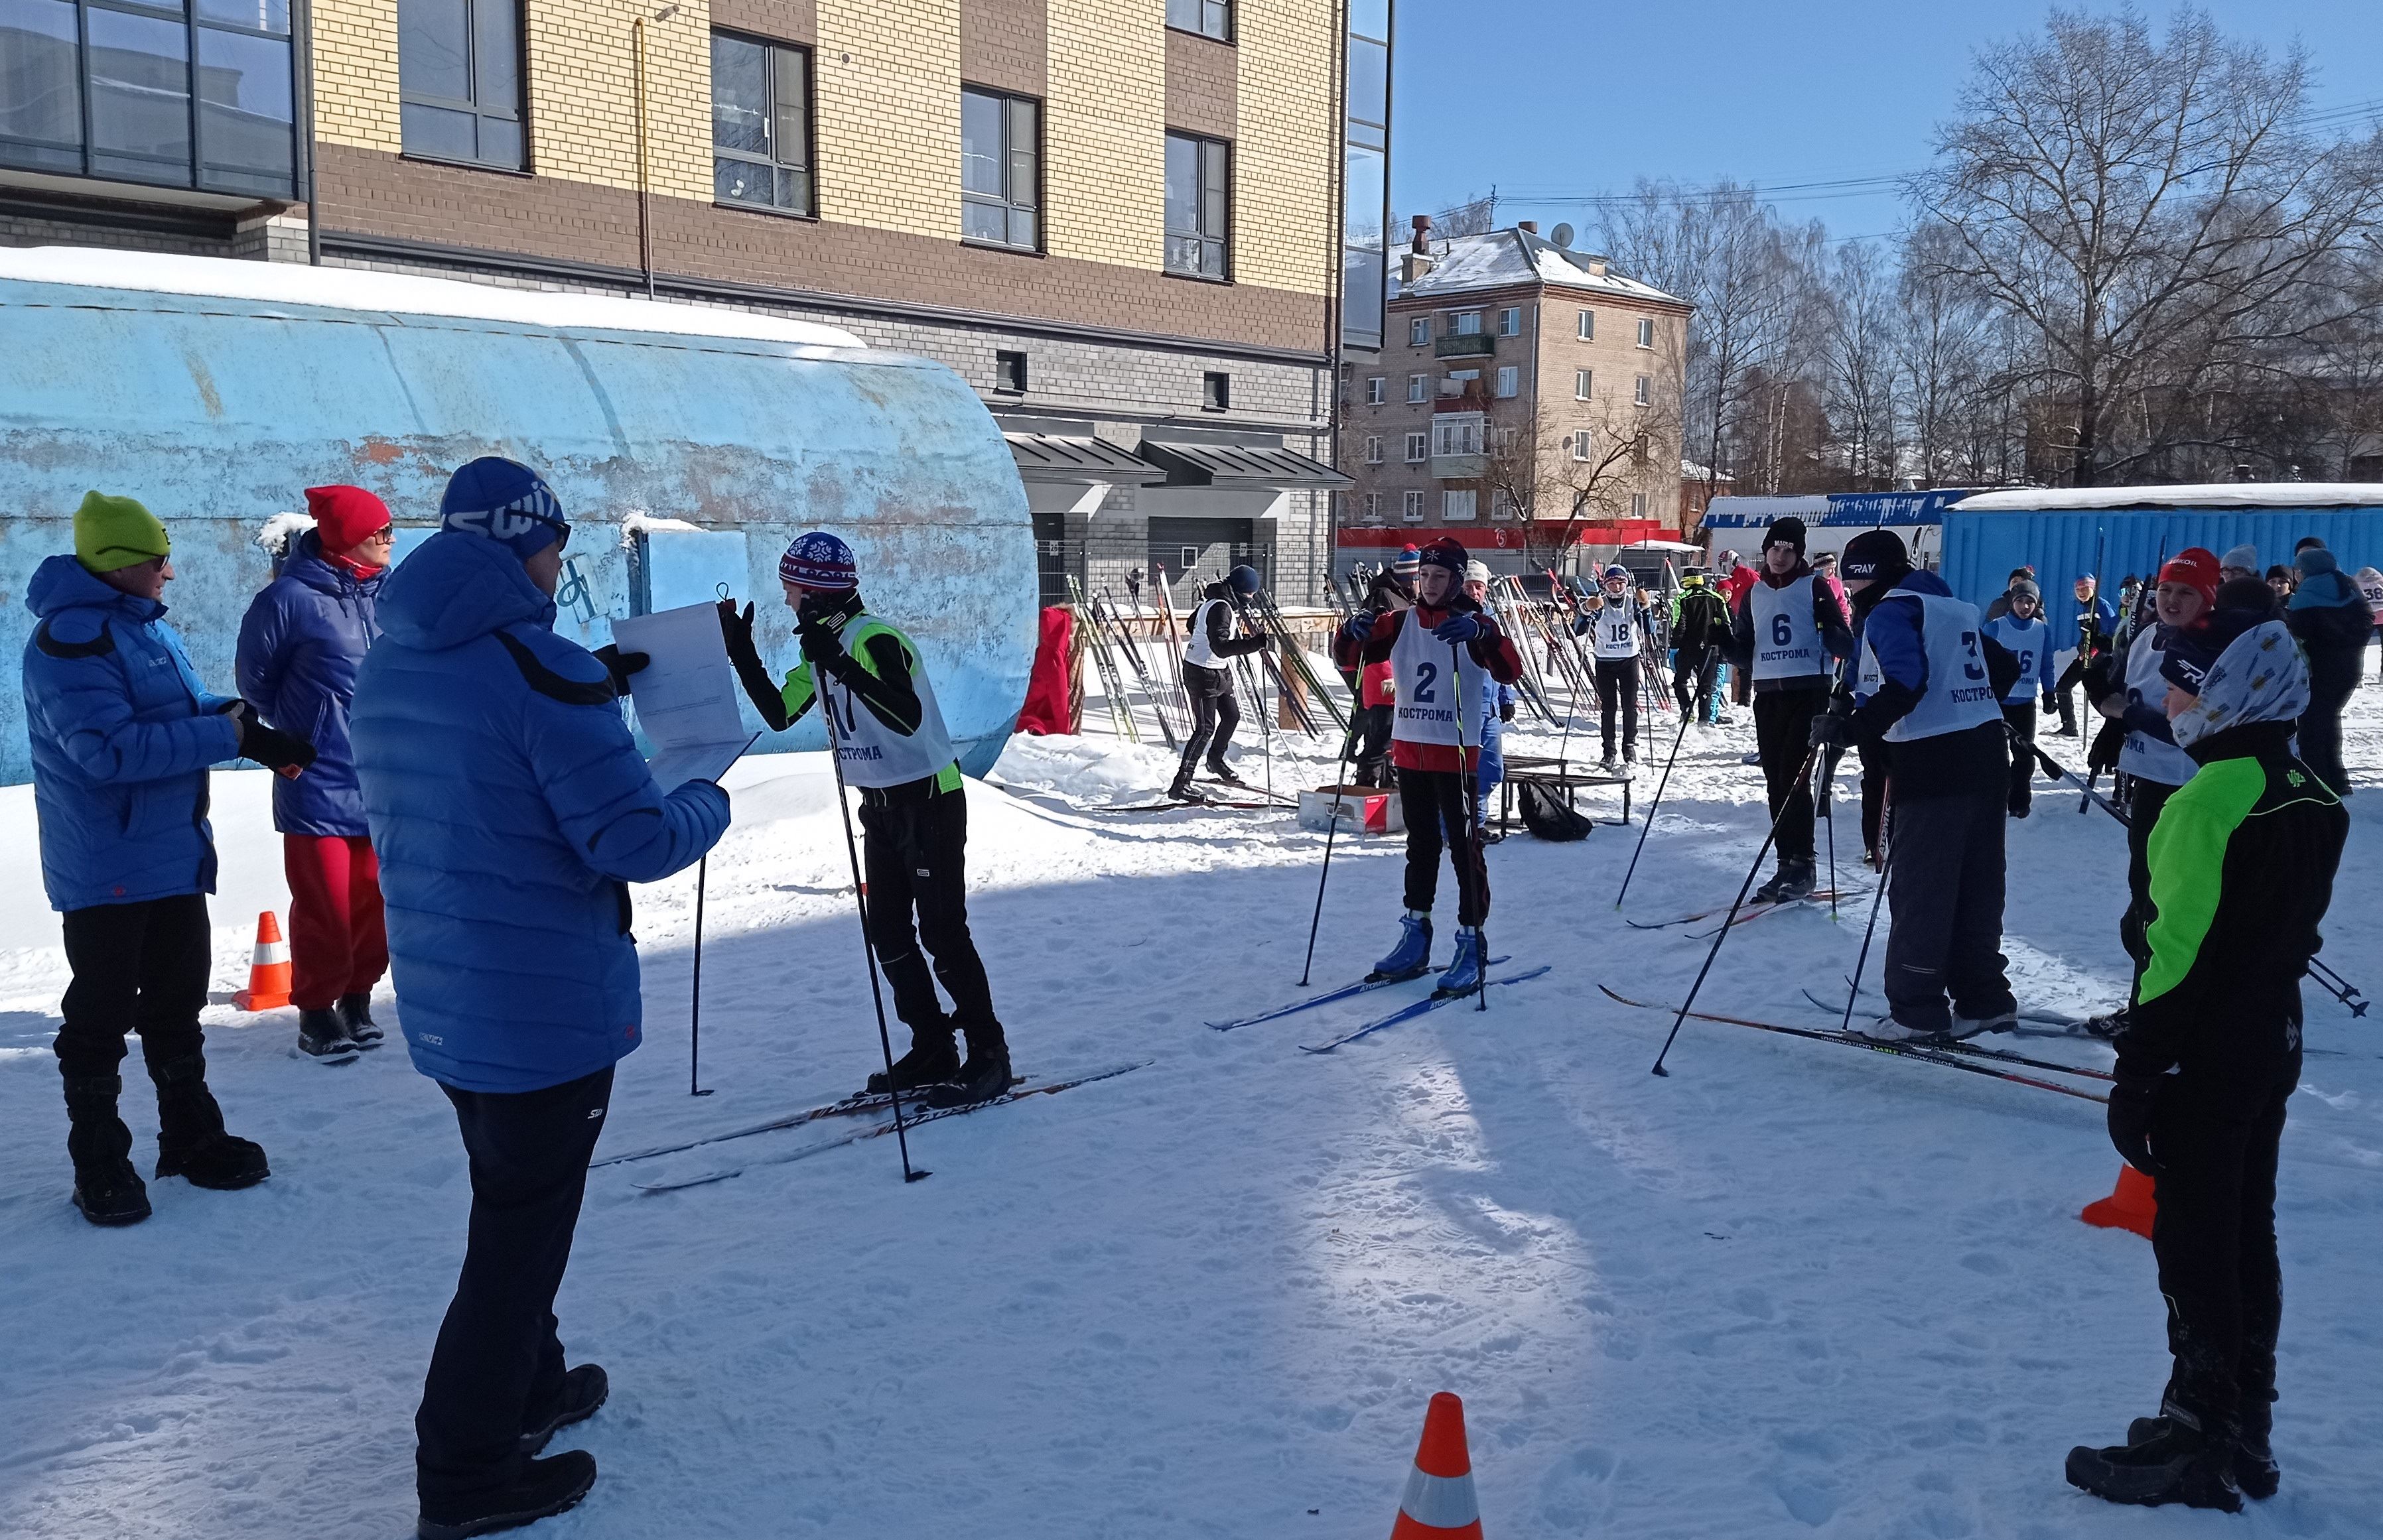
[232,911,292,1011]
[2080,1164,2157,1239]
[1391,1392,1483,1539]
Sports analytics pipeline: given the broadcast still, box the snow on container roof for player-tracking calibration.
[1401,229,1688,308]
[0,246,864,350]
[1952,483,2383,513]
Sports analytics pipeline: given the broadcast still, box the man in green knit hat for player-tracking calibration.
[23,491,316,1225]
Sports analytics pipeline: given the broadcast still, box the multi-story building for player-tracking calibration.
[1338,220,1690,577]
[0,0,1386,603]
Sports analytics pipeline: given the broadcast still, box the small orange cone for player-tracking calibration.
[1391,1392,1483,1539]
[2080,1164,2157,1239]
[232,911,292,1011]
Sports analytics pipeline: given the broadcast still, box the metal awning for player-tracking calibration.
[1137,438,1353,490]
[1003,431,1169,484]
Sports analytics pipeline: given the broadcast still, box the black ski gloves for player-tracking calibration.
[233,704,316,774]
[2106,1073,2163,1173]
[2086,719,2127,776]
[590,644,649,696]
[717,600,791,731]
[1808,710,1850,751]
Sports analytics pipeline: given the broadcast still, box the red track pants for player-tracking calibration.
[283,834,388,1011]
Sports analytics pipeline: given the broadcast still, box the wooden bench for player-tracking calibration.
[1493,755,1632,832]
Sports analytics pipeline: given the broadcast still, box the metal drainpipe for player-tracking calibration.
[1322,0,1349,604]
[297,0,320,263]
[634,16,653,298]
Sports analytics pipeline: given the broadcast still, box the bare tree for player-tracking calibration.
[1820,239,1903,488]
[1910,7,2383,485]
[1477,387,1676,570]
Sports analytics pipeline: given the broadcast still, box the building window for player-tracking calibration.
[1406,373,1428,404]
[1578,309,1594,340]
[1408,316,1430,347]
[1442,489,1477,521]
[1497,306,1521,337]
[1636,316,1655,348]
[399,0,524,170]
[1634,374,1651,407]
[1495,365,1519,399]
[1404,431,1427,462]
[1631,491,1649,519]
[1402,490,1426,522]
[1165,131,1231,279]
[711,34,811,214]
[1202,371,1231,411]
[1365,375,1385,405]
[1451,310,1481,336]
[1361,491,1382,522]
[961,86,1040,249]
[1571,429,1592,460]
[994,350,1027,393]
[1575,368,1593,401]
[1363,434,1384,466]
[1166,0,1230,42]
[1433,414,1483,457]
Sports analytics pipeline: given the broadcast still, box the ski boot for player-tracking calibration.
[866,1029,961,1095]
[338,992,385,1046]
[417,1450,597,1540]
[298,1008,359,1059]
[928,1023,1014,1109]
[150,1052,270,1190]
[2067,1417,2243,1512]
[1598,754,1619,774]
[64,1072,151,1227]
[1621,749,1638,775]
[1953,1007,2019,1037]
[1849,1014,1949,1045]
[1207,761,1251,789]
[1434,928,1486,997]
[1751,858,1815,905]
[1367,910,1433,982]
[2128,1403,2279,1500]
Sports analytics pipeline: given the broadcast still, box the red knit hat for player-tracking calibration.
[305,485,392,553]
[2157,547,2220,611]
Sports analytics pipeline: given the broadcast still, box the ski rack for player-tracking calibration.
[1093,586,1181,749]
[1067,575,1137,742]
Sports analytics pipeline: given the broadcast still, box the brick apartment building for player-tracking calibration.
[0,0,1392,604]
[1338,220,1690,578]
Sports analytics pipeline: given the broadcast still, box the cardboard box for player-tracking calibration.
[1298,785,1403,835]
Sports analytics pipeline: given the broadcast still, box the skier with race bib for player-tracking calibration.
[1168,564,1275,802]
[1982,576,2060,818]
[1580,563,1646,772]
[1813,529,2021,1043]
[1342,538,1523,996]
[1729,516,1853,901]
[720,533,1012,1108]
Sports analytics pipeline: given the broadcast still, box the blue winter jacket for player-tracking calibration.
[350,531,730,1093]
[23,554,244,912]
[236,530,383,837]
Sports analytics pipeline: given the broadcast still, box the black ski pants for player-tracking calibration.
[1673,646,1720,724]
[2121,777,2182,1005]
[2149,1037,2299,1442]
[2295,665,2356,796]
[1176,662,1239,779]
[2000,703,2036,816]
[859,775,998,1044]
[1594,657,1639,757]
[1881,787,2013,1033]
[2053,654,2088,732]
[1353,704,1395,788]
[1396,764,1490,927]
[417,1064,614,1508]
[1858,738,1887,858]
[1753,689,1824,864]
[55,893,210,1081]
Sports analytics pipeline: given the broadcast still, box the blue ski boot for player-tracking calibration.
[1367,910,1433,982]
[1435,927,1486,997]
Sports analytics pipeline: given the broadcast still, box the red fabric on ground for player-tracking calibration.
[283,834,388,1009]
[1017,606,1076,736]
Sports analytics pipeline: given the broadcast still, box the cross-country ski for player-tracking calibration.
[1204,956,1515,1031]
[1298,966,1554,1053]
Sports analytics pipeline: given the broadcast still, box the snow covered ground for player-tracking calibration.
[3,660,2380,1538]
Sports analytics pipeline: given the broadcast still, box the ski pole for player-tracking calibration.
[2308,957,2370,1018]
[1820,750,1839,922]
[1615,665,1701,911]
[1296,655,1359,988]
[1840,795,1895,1035]
[818,693,929,1184]
[1451,639,1489,1012]
[689,855,713,1096]
[1650,741,1822,1076]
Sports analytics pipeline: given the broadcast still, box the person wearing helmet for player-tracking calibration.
[1578,562,1646,771]
[1166,563,1276,801]
[1669,570,1730,726]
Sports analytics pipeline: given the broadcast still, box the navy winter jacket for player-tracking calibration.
[350,531,730,1094]
[22,554,243,912]
[236,530,383,837]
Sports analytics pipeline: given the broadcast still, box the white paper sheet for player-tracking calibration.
[610,603,759,791]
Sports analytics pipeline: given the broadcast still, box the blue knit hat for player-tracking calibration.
[439,457,568,560]
[779,531,857,590]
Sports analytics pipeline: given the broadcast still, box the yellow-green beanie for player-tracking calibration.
[75,491,170,573]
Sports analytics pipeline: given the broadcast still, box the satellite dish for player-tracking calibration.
[1550,223,1575,249]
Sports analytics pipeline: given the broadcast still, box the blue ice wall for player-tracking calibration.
[0,273,1036,785]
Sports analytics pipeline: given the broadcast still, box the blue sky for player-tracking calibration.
[1389,0,2383,249]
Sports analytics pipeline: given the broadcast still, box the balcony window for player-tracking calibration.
[962,86,1040,250]
[711,33,811,214]
[1451,310,1481,336]
[400,0,523,170]
[1433,415,1483,457]
[1166,0,1229,42]
[1165,131,1231,279]
[1442,489,1477,521]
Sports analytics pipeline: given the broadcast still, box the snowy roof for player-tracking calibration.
[1400,229,1688,309]
[1952,483,2383,513]
[0,247,864,350]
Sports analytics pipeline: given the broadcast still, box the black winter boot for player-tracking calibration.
[64,1072,151,1226]
[416,1450,597,1540]
[338,992,385,1045]
[149,1052,270,1190]
[519,1364,608,1455]
[298,1008,359,1059]
[2132,1401,2280,1500]
[2067,1417,2242,1512]
[1751,859,1815,904]
[866,1030,960,1095]
[1208,761,1250,788]
[929,1025,1014,1108]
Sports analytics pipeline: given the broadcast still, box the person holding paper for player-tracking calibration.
[719,531,1012,1109]
[352,457,730,1540]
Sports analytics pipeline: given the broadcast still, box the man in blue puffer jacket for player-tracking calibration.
[26,491,316,1228]
[350,457,728,1540]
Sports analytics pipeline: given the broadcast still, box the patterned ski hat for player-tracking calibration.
[2165,617,2309,749]
[779,531,858,590]
[439,458,568,560]
[1393,545,1422,578]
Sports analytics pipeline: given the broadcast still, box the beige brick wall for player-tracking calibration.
[815,0,962,238]
[312,0,401,153]
[1044,0,1164,270]
[1233,0,1333,296]
[527,0,713,198]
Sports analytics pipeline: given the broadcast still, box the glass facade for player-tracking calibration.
[1339,0,1390,352]
[1,0,295,195]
